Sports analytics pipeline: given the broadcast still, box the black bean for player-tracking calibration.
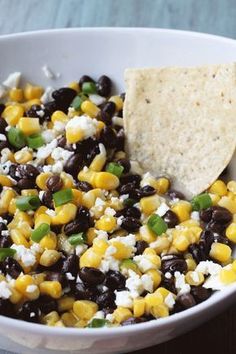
[199,230,215,254]
[43,101,58,119]
[116,159,131,174]
[26,104,45,123]
[0,117,7,134]
[79,267,105,286]
[96,75,112,97]
[1,257,23,279]
[0,299,15,317]
[64,219,88,236]
[17,301,40,323]
[100,126,117,149]
[161,255,187,274]
[85,144,100,165]
[46,175,63,193]
[212,233,229,244]
[79,75,95,87]
[64,153,83,178]
[188,243,207,263]
[75,282,98,301]
[119,182,137,195]
[50,224,62,234]
[125,207,141,219]
[9,164,19,180]
[139,185,156,197]
[77,181,92,192]
[163,210,179,228]
[206,220,226,234]
[161,277,177,294]
[104,270,126,290]
[0,222,7,233]
[135,240,149,255]
[17,164,39,179]
[0,141,9,151]
[167,189,185,200]
[120,174,141,188]
[61,254,78,277]
[115,128,125,150]
[45,271,68,288]
[199,208,213,223]
[0,103,5,115]
[75,137,97,156]
[96,290,116,310]
[37,295,58,314]
[17,178,36,190]
[191,286,212,303]
[42,190,53,209]
[220,166,228,177]
[121,317,147,326]
[121,217,141,232]
[1,213,13,223]
[57,135,67,148]
[76,205,92,224]
[52,88,77,112]
[177,293,196,309]
[211,206,232,224]
[101,101,116,118]
[100,110,112,125]
[0,235,11,248]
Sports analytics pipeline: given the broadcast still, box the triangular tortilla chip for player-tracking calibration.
[124,64,236,198]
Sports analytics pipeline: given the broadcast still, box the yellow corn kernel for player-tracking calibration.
[23,98,41,111]
[51,203,77,225]
[39,281,62,299]
[81,188,104,209]
[11,229,30,248]
[185,271,204,286]
[34,205,48,219]
[58,296,75,312]
[133,297,145,317]
[80,248,102,268]
[8,198,16,215]
[113,307,132,324]
[36,173,53,190]
[9,288,23,304]
[145,293,163,313]
[94,172,119,190]
[155,178,170,194]
[146,269,162,289]
[227,181,236,194]
[95,215,117,232]
[226,223,236,243]
[15,275,39,299]
[139,225,156,244]
[232,260,236,272]
[185,256,197,271]
[209,193,220,206]
[34,213,51,227]
[209,242,232,263]
[39,232,57,250]
[57,233,74,255]
[154,287,171,298]
[150,303,169,318]
[209,180,227,196]
[60,172,74,189]
[143,248,161,268]
[61,312,78,327]
[81,100,100,118]
[39,250,61,267]
[109,96,123,111]
[18,117,40,135]
[218,196,236,213]
[86,227,97,246]
[172,230,190,252]
[11,210,33,227]
[24,83,43,100]
[42,311,60,326]
[14,149,33,164]
[71,189,82,206]
[111,240,133,260]
[46,156,54,165]
[54,320,65,327]
[140,195,160,215]
[220,267,236,284]
[73,300,98,320]
[0,189,16,214]
[32,273,46,285]
[171,201,191,222]
[96,121,105,136]
[92,238,108,256]
[66,126,84,143]
[149,235,170,254]
[0,175,14,187]
[78,169,96,186]
[2,104,24,125]
[74,319,88,328]
[68,81,80,92]
[9,88,23,102]
[89,153,106,172]
[51,110,69,124]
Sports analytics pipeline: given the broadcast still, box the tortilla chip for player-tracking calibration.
[124,64,236,198]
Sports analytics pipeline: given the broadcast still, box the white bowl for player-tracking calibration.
[1,27,236,354]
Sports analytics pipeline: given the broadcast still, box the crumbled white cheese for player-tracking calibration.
[26,285,38,293]
[95,230,108,240]
[195,261,222,276]
[0,281,12,299]
[165,272,172,279]
[190,271,200,283]
[41,86,54,104]
[42,65,56,79]
[174,271,191,295]
[39,191,45,201]
[45,209,56,217]
[3,72,21,88]
[133,255,156,272]
[41,129,56,143]
[164,293,175,309]
[52,161,63,173]
[30,243,43,254]
[1,148,12,164]
[0,217,7,224]
[203,275,225,290]
[105,313,114,322]
[105,245,117,257]
[1,160,12,175]
[89,94,106,106]
[11,245,37,267]
[66,272,75,281]
[191,211,200,221]
[1,230,9,236]
[51,147,73,164]
[117,216,124,226]
[90,310,105,321]
[36,109,45,118]
[140,172,155,187]
[115,290,133,308]
[53,121,65,133]
[112,116,123,127]
[42,165,52,173]
[75,244,88,256]
[104,207,116,216]
[126,270,153,298]
[36,139,58,159]
[0,134,6,141]
[155,202,170,217]
[99,255,120,272]
[66,115,98,140]
[119,194,129,202]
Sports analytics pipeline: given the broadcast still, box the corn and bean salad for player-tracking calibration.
[0,72,235,328]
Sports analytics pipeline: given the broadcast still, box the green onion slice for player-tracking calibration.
[31,223,50,242]
[87,319,108,328]
[26,133,44,149]
[106,162,124,178]
[16,196,41,211]
[53,188,73,207]
[147,214,168,236]
[68,232,86,246]
[82,82,97,94]
[191,193,212,211]
[71,95,87,110]
[0,248,16,261]
[7,127,26,148]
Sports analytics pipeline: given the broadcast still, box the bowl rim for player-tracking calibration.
[0,27,236,336]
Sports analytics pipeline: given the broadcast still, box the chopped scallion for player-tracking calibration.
[7,127,26,148]
[26,133,44,149]
[191,193,212,211]
[68,232,86,246]
[82,82,97,94]
[87,318,108,328]
[106,162,124,178]
[16,196,41,211]
[53,188,73,207]
[0,248,16,261]
[31,223,50,242]
[147,214,168,236]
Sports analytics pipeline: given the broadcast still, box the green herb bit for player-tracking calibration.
[82,82,97,94]
[88,318,108,328]
[26,133,44,149]
[0,248,16,261]
[68,232,86,246]
[147,214,168,236]
[53,188,73,207]
[7,127,26,148]
[106,162,124,178]
[16,195,41,211]
[191,193,212,211]
[31,223,50,242]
